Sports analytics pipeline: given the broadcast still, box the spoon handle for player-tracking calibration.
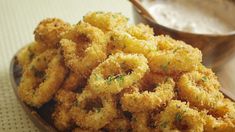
[129,0,156,22]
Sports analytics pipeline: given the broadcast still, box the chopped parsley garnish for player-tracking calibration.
[94,74,101,80]
[94,107,101,113]
[116,74,124,82]
[175,111,185,122]
[107,74,124,84]
[161,62,169,72]
[173,47,180,53]
[160,121,168,128]
[149,122,157,128]
[117,128,124,132]
[201,76,207,82]
[75,101,80,107]
[112,14,117,18]
[132,117,137,122]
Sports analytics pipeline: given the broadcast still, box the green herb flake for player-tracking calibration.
[175,112,184,122]
[149,122,157,128]
[202,76,207,82]
[96,11,104,14]
[132,117,137,122]
[107,74,124,84]
[107,75,115,84]
[112,14,117,18]
[75,101,79,107]
[117,128,124,132]
[94,107,101,113]
[116,74,124,83]
[160,121,168,128]
[95,74,101,81]
[161,62,169,72]
[173,47,180,53]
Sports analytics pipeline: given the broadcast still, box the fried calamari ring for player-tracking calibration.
[126,23,154,41]
[201,108,235,132]
[17,41,47,70]
[18,50,67,107]
[83,11,128,32]
[70,89,117,130]
[177,66,226,116]
[61,22,107,77]
[34,18,71,48]
[155,100,204,132]
[131,112,152,132]
[223,99,235,124]
[104,116,131,131]
[88,53,149,95]
[201,99,235,132]
[52,90,76,131]
[72,128,96,132]
[107,31,157,56]
[121,78,175,112]
[148,35,202,74]
[60,71,86,91]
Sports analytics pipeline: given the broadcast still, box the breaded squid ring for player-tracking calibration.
[88,53,149,95]
[61,22,107,77]
[52,90,77,131]
[107,31,157,56]
[131,112,152,132]
[104,116,131,131]
[155,100,204,132]
[199,98,235,132]
[70,89,117,130]
[17,41,48,70]
[121,78,175,112]
[126,23,154,41]
[18,50,67,107]
[34,18,71,48]
[201,106,235,132]
[72,128,95,132]
[177,66,226,116]
[148,35,202,74]
[60,71,86,91]
[83,11,128,32]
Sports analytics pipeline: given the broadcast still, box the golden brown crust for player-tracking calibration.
[34,18,71,48]
[16,11,235,131]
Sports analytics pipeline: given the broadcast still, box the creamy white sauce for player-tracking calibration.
[142,0,235,34]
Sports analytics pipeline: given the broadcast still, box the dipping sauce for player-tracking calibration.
[142,0,235,34]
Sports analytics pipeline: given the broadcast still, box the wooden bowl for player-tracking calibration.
[9,56,57,132]
[132,2,235,71]
[10,49,235,131]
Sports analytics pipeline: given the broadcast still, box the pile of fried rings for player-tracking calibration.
[17,12,235,132]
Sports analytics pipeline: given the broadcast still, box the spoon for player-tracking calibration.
[129,0,157,22]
